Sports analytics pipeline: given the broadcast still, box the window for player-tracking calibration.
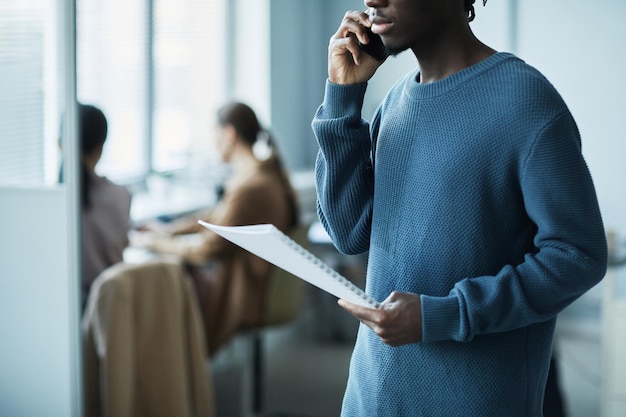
[77,0,228,183]
[0,0,61,186]
[77,0,149,181]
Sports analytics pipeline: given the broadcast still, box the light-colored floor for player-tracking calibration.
[212,284,611,417]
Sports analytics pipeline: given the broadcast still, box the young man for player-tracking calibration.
[311,0,607,415]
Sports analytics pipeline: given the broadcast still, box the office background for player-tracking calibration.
[1,0,625,416]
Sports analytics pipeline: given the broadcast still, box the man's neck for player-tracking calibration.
[412,28,495,84]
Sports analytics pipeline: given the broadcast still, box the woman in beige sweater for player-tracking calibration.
[132,102,299,355]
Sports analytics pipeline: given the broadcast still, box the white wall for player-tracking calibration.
[516,0,626,236]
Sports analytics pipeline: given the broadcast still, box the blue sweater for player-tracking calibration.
[312,53,607,416]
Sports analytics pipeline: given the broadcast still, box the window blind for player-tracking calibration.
[0,2,47,186]
[76,0,149,181]
[153,0,228,174]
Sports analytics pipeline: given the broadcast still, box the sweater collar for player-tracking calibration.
[405,52,516,99]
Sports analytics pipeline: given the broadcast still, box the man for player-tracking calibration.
[311,0,607,415]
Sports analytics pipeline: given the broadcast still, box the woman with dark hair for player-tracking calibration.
[131,101,299,355]
[78,104,132,308]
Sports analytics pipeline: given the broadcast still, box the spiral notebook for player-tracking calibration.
[197,221,380,309]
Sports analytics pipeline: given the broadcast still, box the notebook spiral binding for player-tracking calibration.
[276,228,380,309]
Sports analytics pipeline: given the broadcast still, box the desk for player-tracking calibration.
[131,182,217,223]
[127,179,217,263]
[130,170,317,224]
[307,221,332,244]
[125,233,206,266]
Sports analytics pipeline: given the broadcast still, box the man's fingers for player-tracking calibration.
[335,10,371,44]
[329,37,362,65]
[338,299,384,322]
[327,8,382,84]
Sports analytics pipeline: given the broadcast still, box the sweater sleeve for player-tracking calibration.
[311,80,375,255]
[421,111,608,343]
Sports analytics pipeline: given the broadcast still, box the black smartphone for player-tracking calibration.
[357,27,388,62]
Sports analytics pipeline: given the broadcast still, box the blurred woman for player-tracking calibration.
[78,104,132,308]
[131,101,299,355]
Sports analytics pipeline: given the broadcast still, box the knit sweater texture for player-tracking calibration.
[312,52,607,416]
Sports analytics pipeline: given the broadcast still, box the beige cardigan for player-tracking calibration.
[82,259,214,417]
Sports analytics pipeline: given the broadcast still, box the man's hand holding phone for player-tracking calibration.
[328,10,388,85]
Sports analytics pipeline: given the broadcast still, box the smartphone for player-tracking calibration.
[357,27,388,62]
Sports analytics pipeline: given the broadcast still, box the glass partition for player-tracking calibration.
[0,0,82,416]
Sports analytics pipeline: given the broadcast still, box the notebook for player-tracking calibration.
[197,221,380,309]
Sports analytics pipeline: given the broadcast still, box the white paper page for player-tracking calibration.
[198,221,379,309]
